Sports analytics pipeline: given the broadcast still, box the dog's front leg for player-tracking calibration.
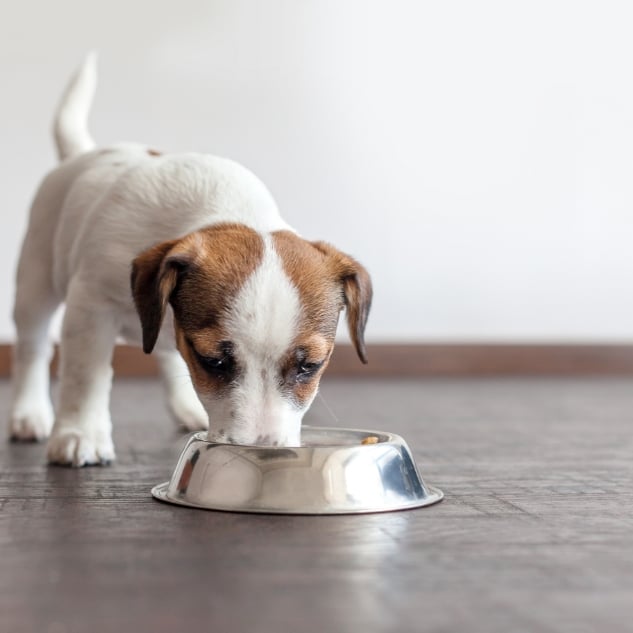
[155,349,208,432]
[47,282,118,467]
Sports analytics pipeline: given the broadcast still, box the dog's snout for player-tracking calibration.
[204,390,302,447]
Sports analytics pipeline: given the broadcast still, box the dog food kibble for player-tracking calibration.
[361,436,379,445]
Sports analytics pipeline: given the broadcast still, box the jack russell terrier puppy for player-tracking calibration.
[9,54,372,466]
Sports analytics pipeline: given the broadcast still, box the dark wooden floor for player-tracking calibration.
[2,377,633,633]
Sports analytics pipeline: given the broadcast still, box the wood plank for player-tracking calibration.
[3,342,633,377]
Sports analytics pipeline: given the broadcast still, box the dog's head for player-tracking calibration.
[131,223,372,446]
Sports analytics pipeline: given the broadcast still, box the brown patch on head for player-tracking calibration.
[272,232,343,338]
[272,231,372,364]
[297,334,332,361]
[147,148,162,157]
[185,327,231,358]
[131,223,264,354]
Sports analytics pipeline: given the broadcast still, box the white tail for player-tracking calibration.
[53,52,98,161]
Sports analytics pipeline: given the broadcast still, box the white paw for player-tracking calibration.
[168,394,209,431]
[9,402,54,441]
[47,428,116,467]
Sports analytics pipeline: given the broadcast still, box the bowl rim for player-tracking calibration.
[188,425,400,450]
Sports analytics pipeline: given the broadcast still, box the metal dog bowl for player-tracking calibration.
[151,426,443,514]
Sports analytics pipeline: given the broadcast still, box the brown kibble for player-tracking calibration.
[361,436,379,445]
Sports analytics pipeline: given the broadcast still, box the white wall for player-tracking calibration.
[2,0,633,343]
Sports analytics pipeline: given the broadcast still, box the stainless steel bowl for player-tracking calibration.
[151,426,443,514]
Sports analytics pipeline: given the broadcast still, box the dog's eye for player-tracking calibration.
[194,350,235,380]
[296,360,324,383]
[201,356,230,370]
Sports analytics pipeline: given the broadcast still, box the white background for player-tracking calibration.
[2,0,633,343]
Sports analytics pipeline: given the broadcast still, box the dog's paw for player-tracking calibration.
[47,428,116,467]
[168,394,209,432]
[9,402,54,442]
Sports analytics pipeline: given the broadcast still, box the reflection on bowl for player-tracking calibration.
[152,426,443,515]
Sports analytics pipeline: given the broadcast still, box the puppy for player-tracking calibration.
[9,54,372,466]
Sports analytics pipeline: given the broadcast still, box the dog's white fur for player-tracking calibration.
[10,55,370,465]
[207,235,307,445]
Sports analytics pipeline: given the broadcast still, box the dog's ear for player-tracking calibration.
[131,239,192,354]
[312,241,373,364]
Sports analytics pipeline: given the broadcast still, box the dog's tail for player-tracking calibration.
[53,52,98,161]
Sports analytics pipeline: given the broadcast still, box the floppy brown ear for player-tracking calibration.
[312,242,373,364]
[130,239,191,354]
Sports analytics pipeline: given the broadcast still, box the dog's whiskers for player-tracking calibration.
[317,391,340,425]
[165,373,195,382]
